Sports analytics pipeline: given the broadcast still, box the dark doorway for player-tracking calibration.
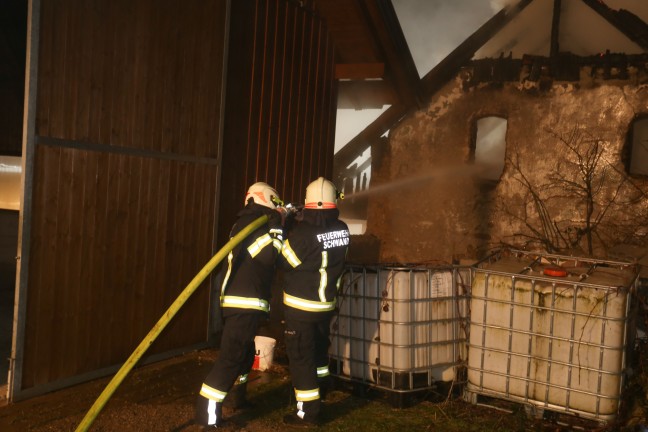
[0,210,18,393]
[0,0,28,395]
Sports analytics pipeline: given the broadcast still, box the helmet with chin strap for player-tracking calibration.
[245,182,281,209]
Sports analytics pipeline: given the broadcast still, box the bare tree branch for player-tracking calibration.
[499,124,648,256]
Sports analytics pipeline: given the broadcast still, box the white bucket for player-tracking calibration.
[253,335,276,371]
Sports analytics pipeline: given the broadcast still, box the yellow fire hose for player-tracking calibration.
[75,214,269,432]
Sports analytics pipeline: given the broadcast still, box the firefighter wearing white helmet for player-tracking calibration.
[304,177,339,209]
[196,181,285,428]
[281,177,350,427]
[245,181,282,209]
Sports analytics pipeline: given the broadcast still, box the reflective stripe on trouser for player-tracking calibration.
[207,400,220,426]
[200,383,227,402]
[295,387,320,402]
[195,393,223,426]
[284,318,331,421]
[297,400,320,420]
[316,366,329,377]
[294,388,319,420]
[196,314,259,426]
[201,314,259,398]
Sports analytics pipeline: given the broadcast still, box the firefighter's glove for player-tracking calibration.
[284,203,303,216]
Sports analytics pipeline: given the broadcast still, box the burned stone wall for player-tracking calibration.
[365,65,648,264]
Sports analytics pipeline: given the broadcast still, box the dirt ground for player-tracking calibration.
[0,344,646,432]
[0,348,299,432]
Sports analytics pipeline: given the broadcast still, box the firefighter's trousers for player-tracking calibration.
[196,313,260,425]
[284,317,331,421]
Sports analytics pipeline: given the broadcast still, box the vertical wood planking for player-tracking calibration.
[264,0,280,187]
[273,3,291,197]
[293,7,309,202]
[319,27,336,178]
[54,147,78,379]
[34,0,229,154]
[281,3,302,202]
[34,0,51,138]
[48,0,67,138]
[125,155,144,352]
[21,0,338,392]
[133,158,155,343]
[20,0,341,392]
[247,0,266,184]
[304,14,320,183]
[86,2,106,144]
[21,0,226,392]
[77,150,98,371]
[25,145,60,387]
[218,0,338,246]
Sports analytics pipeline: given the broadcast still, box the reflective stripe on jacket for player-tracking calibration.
[220,204,283,315]
[280,209,349,321]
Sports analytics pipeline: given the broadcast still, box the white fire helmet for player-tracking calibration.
[244,182,281,209]
[305,177,338,209]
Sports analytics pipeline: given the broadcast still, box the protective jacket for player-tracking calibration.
[220,203,283,316]
[281,209,350,321]
[196,202,283,427]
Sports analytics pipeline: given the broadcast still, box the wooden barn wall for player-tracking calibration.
[219,0,337,244]
[19,0,227,394]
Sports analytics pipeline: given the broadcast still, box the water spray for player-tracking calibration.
[343,162,493,200]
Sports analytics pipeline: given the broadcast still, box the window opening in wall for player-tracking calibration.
[629,118,648,176]
[475,116,507,181]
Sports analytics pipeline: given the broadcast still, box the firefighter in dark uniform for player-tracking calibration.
[195,182,285,429]
[281,177,350,427]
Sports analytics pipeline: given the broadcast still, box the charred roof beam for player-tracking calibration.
[334,0,534,173]
[420,0,533,97]
[582,0,648,50]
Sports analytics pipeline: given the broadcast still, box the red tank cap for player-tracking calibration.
[543,266,568,277]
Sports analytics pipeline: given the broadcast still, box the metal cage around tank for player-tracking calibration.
[329,264,471,396]
[464,249,640,424]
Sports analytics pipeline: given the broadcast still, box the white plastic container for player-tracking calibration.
[330,265,470,392]
[253,336,276,371]
[466,250,639,423]
[330,270,380,383]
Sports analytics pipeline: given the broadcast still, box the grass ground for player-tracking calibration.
[0,326,646,431]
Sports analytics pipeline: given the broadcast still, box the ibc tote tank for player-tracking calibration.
[330,265,470,394]
[465,249,639,424]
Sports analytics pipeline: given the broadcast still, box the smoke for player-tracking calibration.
[392,0,497,76]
